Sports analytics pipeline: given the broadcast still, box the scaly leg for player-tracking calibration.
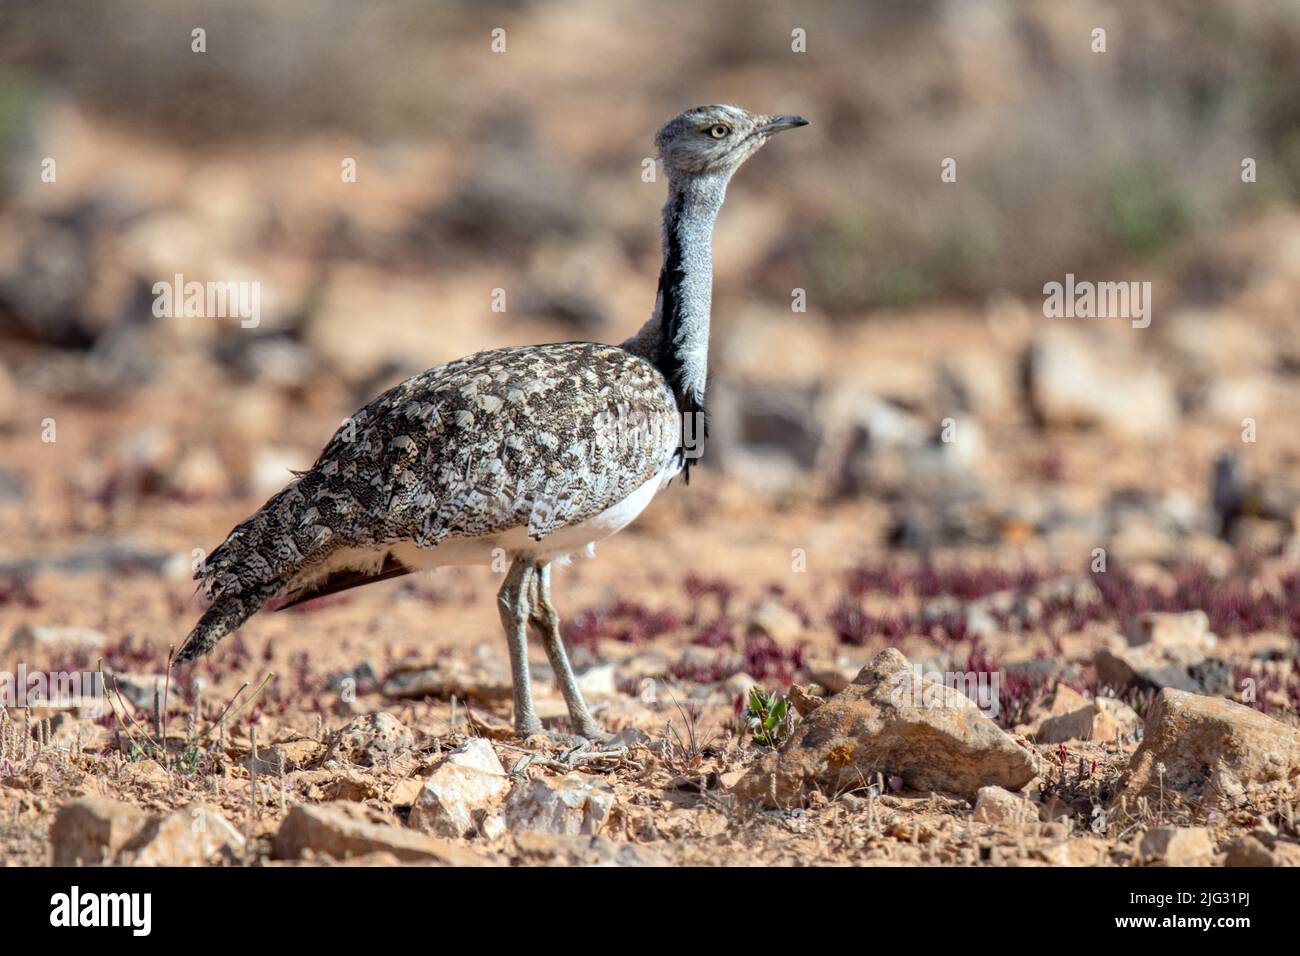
[497,556,541,735]
[529,561,604,739]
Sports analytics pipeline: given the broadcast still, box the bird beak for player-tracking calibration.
[758,115,810,135]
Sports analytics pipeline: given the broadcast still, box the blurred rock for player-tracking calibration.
[9,623,106,653]
[256,737,320,773]
[747,600,803,644]
[106,672,168,711]
[0,363,17,425]
[801,660,860,695]
[1027,329,1178,439]
[249,447,309,498]
[1223,835,1300,867]
[1095,642,1231,696]
[0,540,171,577]
[214,335,318,389]
[326,660,381,696]
[382,660,513,702]
[0,468,24,507]
[1138,826,1216,866]
[972,785,1036,824]
[574,662,616,698]
[1125,610,1215,653]
[936,351,1018,418]
[1028,686,1140,744]
[1002,658,1085,687]
[123,805,245,866]
[169,446,230,500]
[50,798,148,866]
[710,383,822,495]
[723,672,758,698]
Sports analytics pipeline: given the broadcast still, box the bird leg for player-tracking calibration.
[528,561,604,739]
[497,556,541,736]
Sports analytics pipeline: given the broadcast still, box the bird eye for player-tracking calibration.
[708,124,731,139]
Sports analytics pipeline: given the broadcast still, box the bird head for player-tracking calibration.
[655,104,808,177]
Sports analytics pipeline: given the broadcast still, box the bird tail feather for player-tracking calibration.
[176,483,316,662]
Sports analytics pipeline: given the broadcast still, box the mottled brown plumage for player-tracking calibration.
[180,342,678,658]
[177,105,808,738]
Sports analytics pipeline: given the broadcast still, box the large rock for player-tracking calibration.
[122,805,245,866]
[1121,689,1300,807]
[409,738,510,838]
[272,803,485,865]
[503,773,615,836]
[51,798,149,865]
[735,648,1040,805]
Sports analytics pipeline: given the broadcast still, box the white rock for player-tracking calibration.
[409,738,510,838]
[504,772,615,836]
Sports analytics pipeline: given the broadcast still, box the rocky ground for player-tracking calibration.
[5,259,1300,864]
[3,25,1300,864]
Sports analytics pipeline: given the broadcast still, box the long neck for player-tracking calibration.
[623,171,728,417]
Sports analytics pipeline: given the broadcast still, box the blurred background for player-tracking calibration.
[3,0,1300,681]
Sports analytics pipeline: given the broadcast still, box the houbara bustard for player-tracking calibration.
[177,105,808,738]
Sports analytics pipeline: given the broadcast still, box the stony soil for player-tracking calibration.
[4,2,1300,866]
[4,290,1300,865]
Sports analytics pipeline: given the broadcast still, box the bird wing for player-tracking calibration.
[293,341,681,555]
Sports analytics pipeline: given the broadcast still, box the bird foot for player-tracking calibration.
[520,728,595,749]
[522,728,606,749]
[573,724,612,745]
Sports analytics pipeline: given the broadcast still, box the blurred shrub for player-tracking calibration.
[1,0,1298,314]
